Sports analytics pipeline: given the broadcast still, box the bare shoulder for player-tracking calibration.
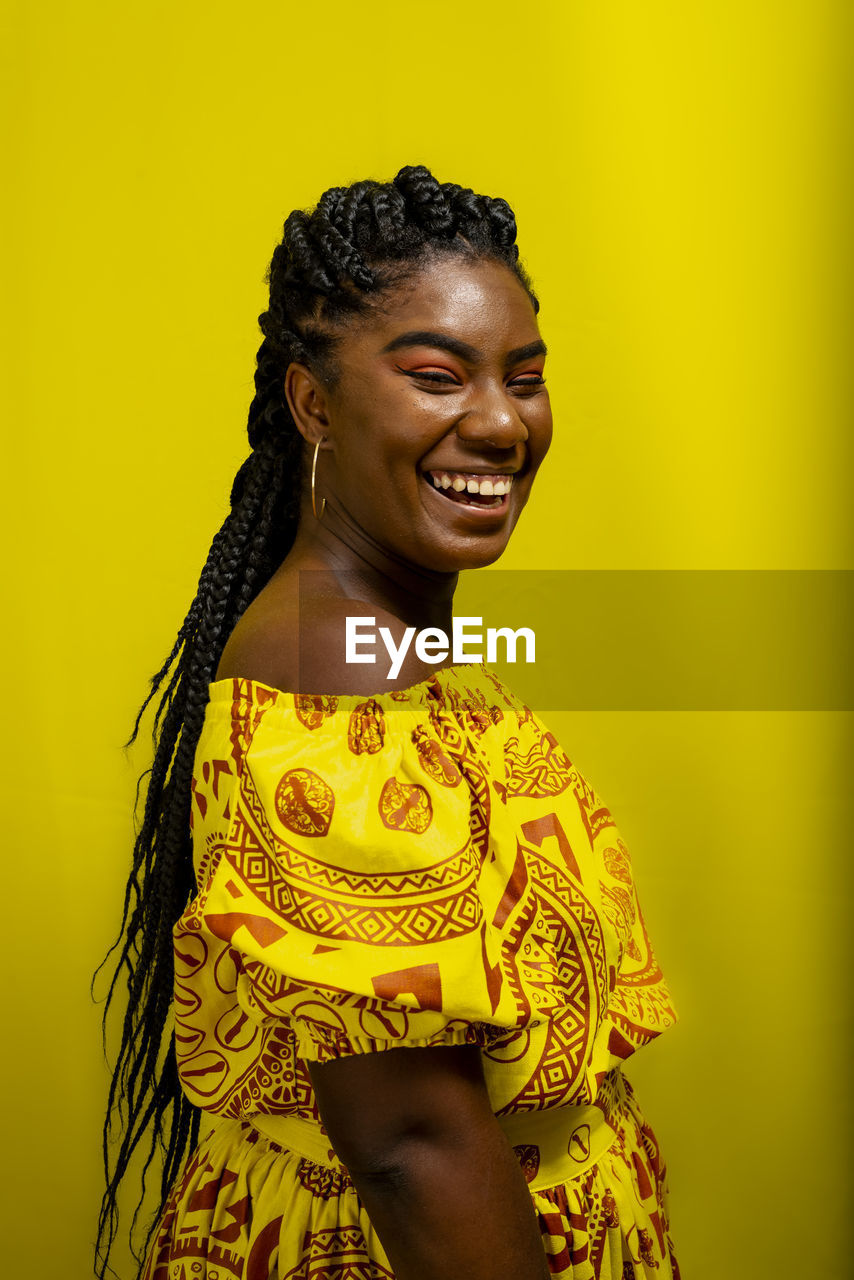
[215,586,441,696]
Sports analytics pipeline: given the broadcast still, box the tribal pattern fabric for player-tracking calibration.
[145,663,680,1279]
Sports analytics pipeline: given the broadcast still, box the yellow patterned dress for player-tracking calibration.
[143,663,680,1280]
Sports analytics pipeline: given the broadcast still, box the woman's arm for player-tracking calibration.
[307,1043,550,1280]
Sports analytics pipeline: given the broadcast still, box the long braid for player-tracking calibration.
[96,164,538,1278]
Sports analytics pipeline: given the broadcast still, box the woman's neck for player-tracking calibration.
[277,504,458,634]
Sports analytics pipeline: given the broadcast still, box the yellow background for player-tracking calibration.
[2,2,851,1277]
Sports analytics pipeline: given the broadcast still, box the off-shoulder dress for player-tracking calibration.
[143,662,680,1280]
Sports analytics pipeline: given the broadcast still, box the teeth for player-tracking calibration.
[427,471,515,497]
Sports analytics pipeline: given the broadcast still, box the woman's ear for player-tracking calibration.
[284,362,331,445]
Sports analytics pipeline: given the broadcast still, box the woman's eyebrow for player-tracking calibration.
[380,330,481,362]
[505,339,548,366]
[379,331,548,366]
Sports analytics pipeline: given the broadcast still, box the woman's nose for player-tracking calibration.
[455,383,528,449]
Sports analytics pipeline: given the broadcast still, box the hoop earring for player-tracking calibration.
[311,439,326,520]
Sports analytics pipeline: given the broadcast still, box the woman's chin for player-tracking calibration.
[412,535,514,575]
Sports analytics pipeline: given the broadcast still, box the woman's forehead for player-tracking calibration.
[351,256,541,353]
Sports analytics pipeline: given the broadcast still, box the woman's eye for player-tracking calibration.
[404,368,461,385]
[399,365,545,390]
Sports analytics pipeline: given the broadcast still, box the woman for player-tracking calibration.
[97,165,680,1280]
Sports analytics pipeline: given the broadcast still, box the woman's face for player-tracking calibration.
[295,253,552,574]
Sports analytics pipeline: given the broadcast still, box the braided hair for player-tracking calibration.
[95,164,538,1277]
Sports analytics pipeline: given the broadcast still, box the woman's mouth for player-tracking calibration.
[422,470,515,509]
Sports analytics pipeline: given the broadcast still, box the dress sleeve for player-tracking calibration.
[194,688,518,1063]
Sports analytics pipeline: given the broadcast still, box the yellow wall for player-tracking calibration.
[2,2,850,1277]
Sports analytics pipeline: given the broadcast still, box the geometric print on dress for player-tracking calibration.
[378,776,433,833]
[242,770,479,897]
[157,667,681,1280]
[410,723,463,787]
[347,699,385,754]
[222,760,484,947]
[274,768,335,838]
[598,880,636,947]
[294,693,339,731]
[500,728,575,800]
[605,927,677,1060]
[513,1142,541,1182]
[572,768,618,848]
[216,1022,311,1120]
[459,745,492,868]
[280,1226,395,1280]
[441,682,499,738]
[226,678,278,771]
[603,839,632,885]
[490,822,609,1113]
[220,813,484,948]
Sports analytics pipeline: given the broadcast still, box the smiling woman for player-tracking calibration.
[98,165,680,1280]
[282,253,551,586]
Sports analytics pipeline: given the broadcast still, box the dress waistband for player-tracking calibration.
[243,1069,624,1194]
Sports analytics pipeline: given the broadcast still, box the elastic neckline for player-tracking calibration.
[207,661,491,708]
